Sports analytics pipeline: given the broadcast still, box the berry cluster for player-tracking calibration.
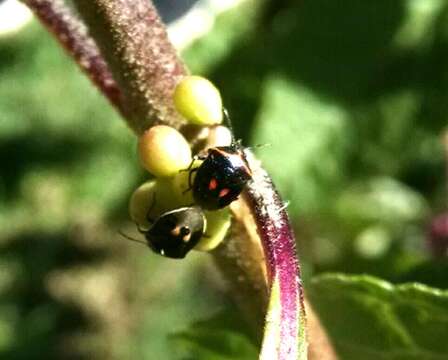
[128,76,251,259]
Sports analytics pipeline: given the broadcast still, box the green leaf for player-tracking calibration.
[335,177,429,227]
[0,23,138,232]
[308,273,448,360]
[252,75,349,217]
[398,260,448,290]
[182,0,264,74]
[269,0,404,102]
[170,310,258,360]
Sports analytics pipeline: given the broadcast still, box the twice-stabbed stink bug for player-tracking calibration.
[186,109,252,210]
[145,206,206,258]
[123,206,206,259]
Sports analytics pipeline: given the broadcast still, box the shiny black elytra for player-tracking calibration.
[189,145,252,210]
[141,206,206,259]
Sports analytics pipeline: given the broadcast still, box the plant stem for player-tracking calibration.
[243,152,307,359]
[426,132,448,258]
[72,0,187,135]
[444,131,448,207]
[213,199,269,341]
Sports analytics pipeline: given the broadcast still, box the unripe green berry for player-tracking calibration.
[129,180,156,227]
[195,209,231,251]
[174,76,223,125]
[206,125,233,149]
[169,158,202,204]
[129,179,187,228]
[138,125,192,177]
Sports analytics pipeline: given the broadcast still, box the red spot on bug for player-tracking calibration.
[208,178,218,191]
[219,188,230,198]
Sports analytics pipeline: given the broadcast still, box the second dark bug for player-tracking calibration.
[136,206,206,259]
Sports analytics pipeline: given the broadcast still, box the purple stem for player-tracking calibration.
[427,133,448,257]
[445,131,448,203]
[428,212,448,257]
[71,0,187,134]
[244,152,305,359]
[23,0,125,117]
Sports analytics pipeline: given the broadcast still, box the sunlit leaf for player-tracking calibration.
[308,273,448,360]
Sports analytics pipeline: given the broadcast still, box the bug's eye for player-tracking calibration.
[180,227,191,236]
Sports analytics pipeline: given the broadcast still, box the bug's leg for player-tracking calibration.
[118,229,147,245]
[180,157,196,173]
[146,192,157,224]
[183,167,198,194]
[180,152,207,173]
[136,222,148,234]
[188,167,198,189]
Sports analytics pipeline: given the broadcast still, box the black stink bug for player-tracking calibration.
[145,207,206,258]
[124,206,206,259]
[186,109,252,210]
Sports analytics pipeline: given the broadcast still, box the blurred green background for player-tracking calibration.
[2,0,448,359]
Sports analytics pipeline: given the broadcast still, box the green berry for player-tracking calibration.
[206,125,233,149]
[174,76,223,125]
[129,178,188,227]
[138,125,192,177]
[129,180,156,227]
[195,209,231,251]
[169,158,202,204]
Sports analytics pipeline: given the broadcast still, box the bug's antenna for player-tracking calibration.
[118,230,147,246]
[222,108,237,144]
[222,107,233,130]
[245,143,271,151]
